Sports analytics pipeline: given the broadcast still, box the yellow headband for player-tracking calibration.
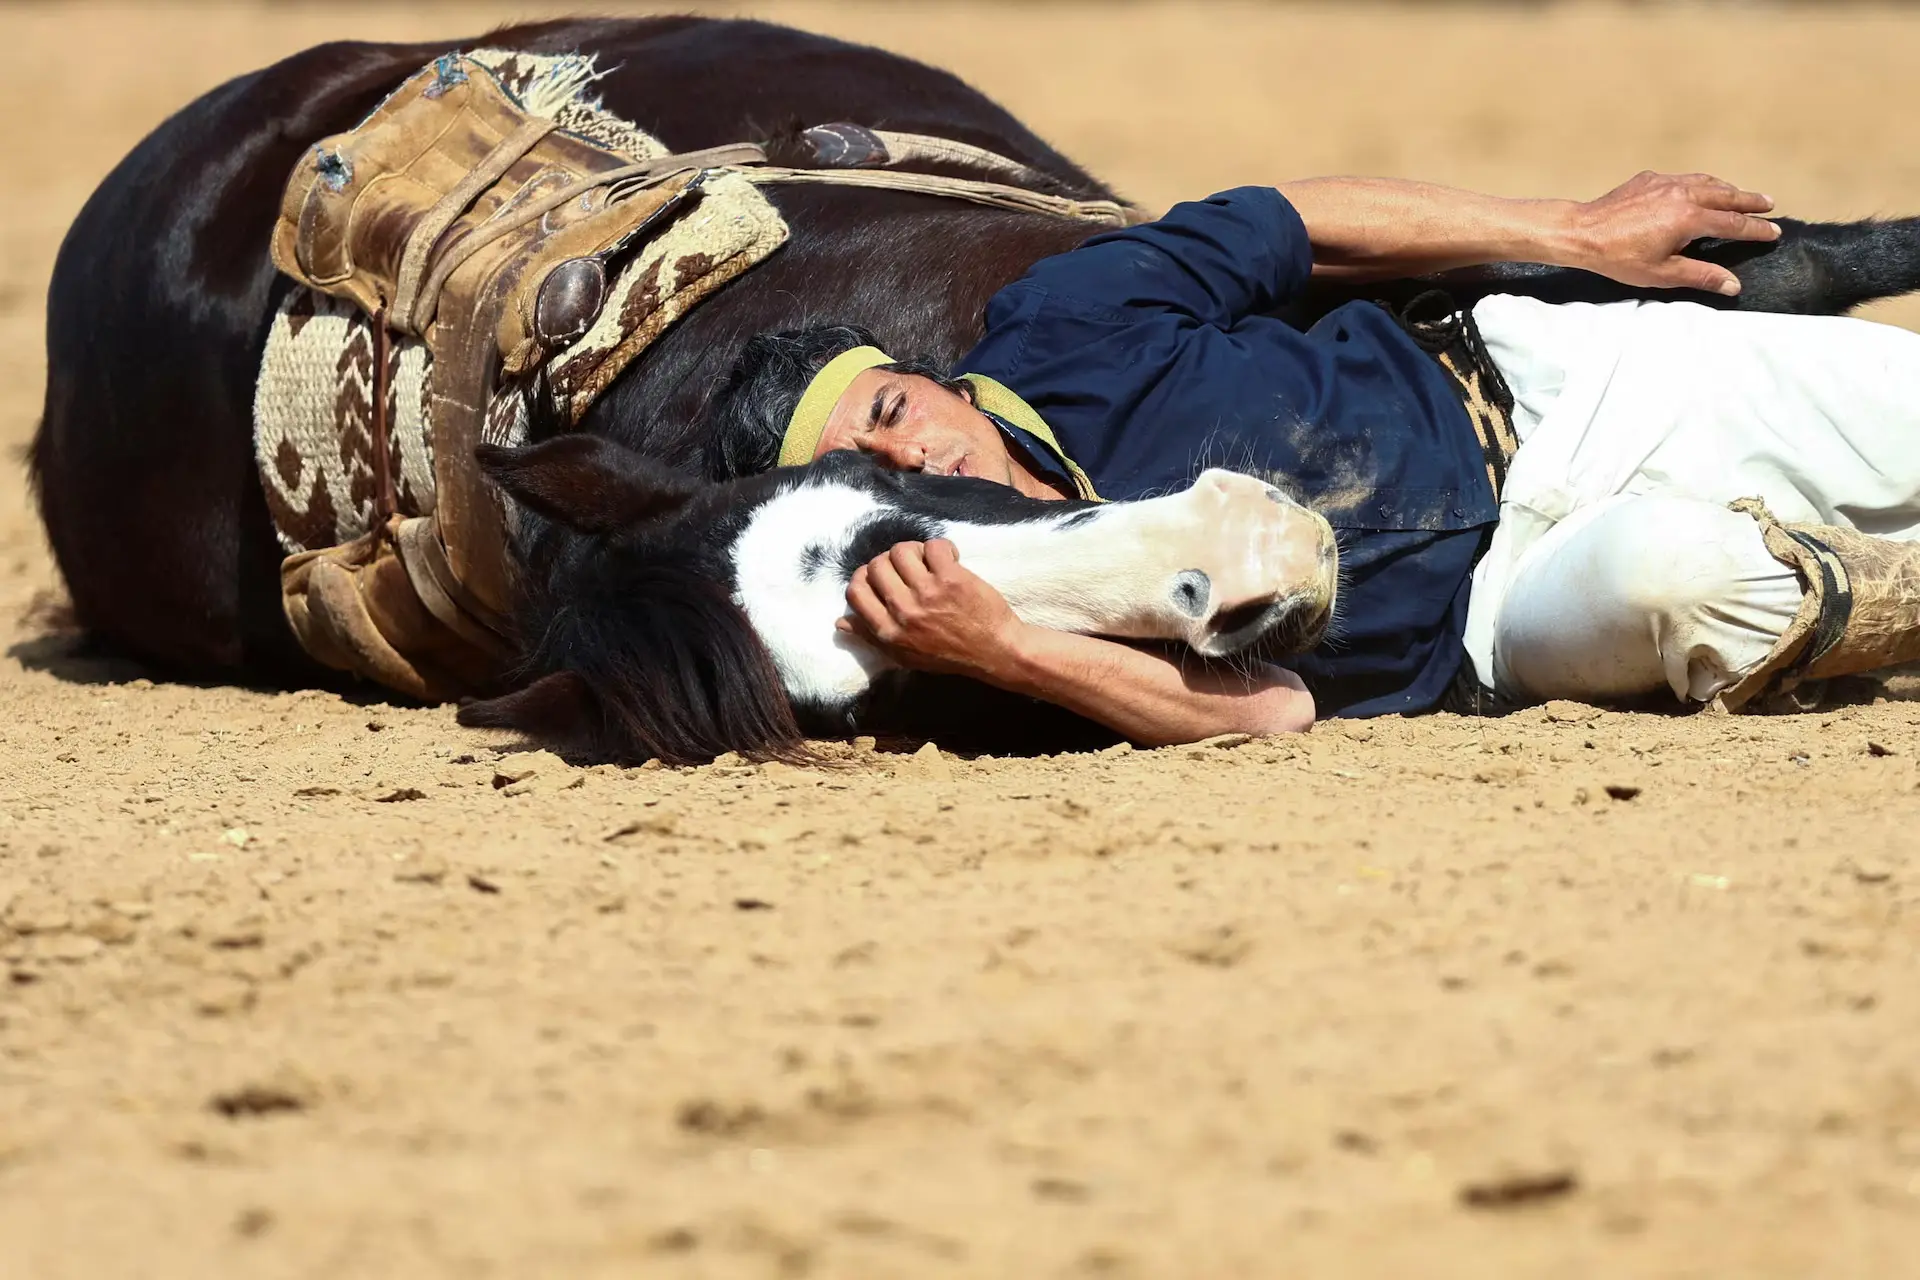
[777,345,894,468]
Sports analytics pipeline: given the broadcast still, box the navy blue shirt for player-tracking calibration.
[956,187,1497,717]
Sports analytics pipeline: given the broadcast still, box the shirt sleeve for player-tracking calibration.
[1006,186,1314,327]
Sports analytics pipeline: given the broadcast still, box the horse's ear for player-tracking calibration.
[475,436,701,534]
[457,670,599,742]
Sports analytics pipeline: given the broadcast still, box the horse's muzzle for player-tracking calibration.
[1191,505,1339,659]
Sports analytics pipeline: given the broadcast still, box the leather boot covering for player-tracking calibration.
[1717,497,1920,711]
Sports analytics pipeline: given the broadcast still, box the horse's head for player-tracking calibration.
[457,439,1338,763]
[979,466,1339,660]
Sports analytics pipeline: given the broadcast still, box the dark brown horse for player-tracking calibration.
[32,15,1920,757]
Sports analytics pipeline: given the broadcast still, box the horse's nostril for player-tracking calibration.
[1265,485,1290,505]
[1170,569,1211,618]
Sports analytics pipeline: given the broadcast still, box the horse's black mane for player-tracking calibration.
[467,535,805,765]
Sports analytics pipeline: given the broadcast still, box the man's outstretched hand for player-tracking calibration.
[1571,170,1780,296]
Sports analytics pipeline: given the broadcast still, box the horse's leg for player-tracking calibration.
[1465,217,1920,315]
[1290,217,1920,321]
[1700,216,1920,315]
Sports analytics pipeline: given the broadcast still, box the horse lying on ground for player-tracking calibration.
[30,15,1920,759]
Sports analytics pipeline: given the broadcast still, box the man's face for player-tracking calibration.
[812,369,1020,486]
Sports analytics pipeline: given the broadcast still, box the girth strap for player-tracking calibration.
[745,164,1141,225]
[389,136,1137,341]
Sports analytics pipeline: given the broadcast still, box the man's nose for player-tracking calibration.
[871,437,927,472]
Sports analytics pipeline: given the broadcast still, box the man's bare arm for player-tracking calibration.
[840,541,1314,745]
[1280,170,1780,295]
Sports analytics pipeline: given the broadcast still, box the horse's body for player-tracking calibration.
[33,16,1920,757]
[33,16,1100,688]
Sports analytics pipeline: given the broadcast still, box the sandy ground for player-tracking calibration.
[4,2,1920,1276]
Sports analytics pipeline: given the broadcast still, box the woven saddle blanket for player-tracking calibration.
[252,49,788,700]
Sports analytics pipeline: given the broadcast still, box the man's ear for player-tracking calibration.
[474,436,701,535]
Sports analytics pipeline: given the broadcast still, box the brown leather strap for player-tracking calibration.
[870,129,1051,187]
[406,157,746,335]
[391,116,558,332]
[403,139,1137,332]
[394,516,514,655]
[744,165,1143,225]
[370,306,396,524]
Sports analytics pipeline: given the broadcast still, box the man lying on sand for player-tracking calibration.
[701,173,1920,742]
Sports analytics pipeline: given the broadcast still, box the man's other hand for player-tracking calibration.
[1571,170,1780,296]
[839,539,1025,678]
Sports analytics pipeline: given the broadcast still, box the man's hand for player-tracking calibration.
[1285,172,1781,295]
[1569,171,1780,296]
[838,539,1027,679]
[839,538,1314,742]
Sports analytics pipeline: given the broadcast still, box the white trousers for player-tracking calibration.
[1463,294,1920,705]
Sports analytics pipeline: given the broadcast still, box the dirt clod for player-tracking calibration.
[209,1071,316,1119]
[910,741,953,782]
[394,854,449,885]
[1458,1168,1580,1210]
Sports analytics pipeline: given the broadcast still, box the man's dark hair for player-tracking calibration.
[701,324,974,479]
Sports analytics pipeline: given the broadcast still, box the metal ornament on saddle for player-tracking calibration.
[254,50,1144,702]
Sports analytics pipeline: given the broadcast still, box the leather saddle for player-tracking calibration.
[267,54,757,700]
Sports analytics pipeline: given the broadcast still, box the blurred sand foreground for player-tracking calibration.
[4,3,1920,1277]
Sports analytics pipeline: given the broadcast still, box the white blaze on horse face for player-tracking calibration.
[730,481,898,706]
[942,469,1338,654]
